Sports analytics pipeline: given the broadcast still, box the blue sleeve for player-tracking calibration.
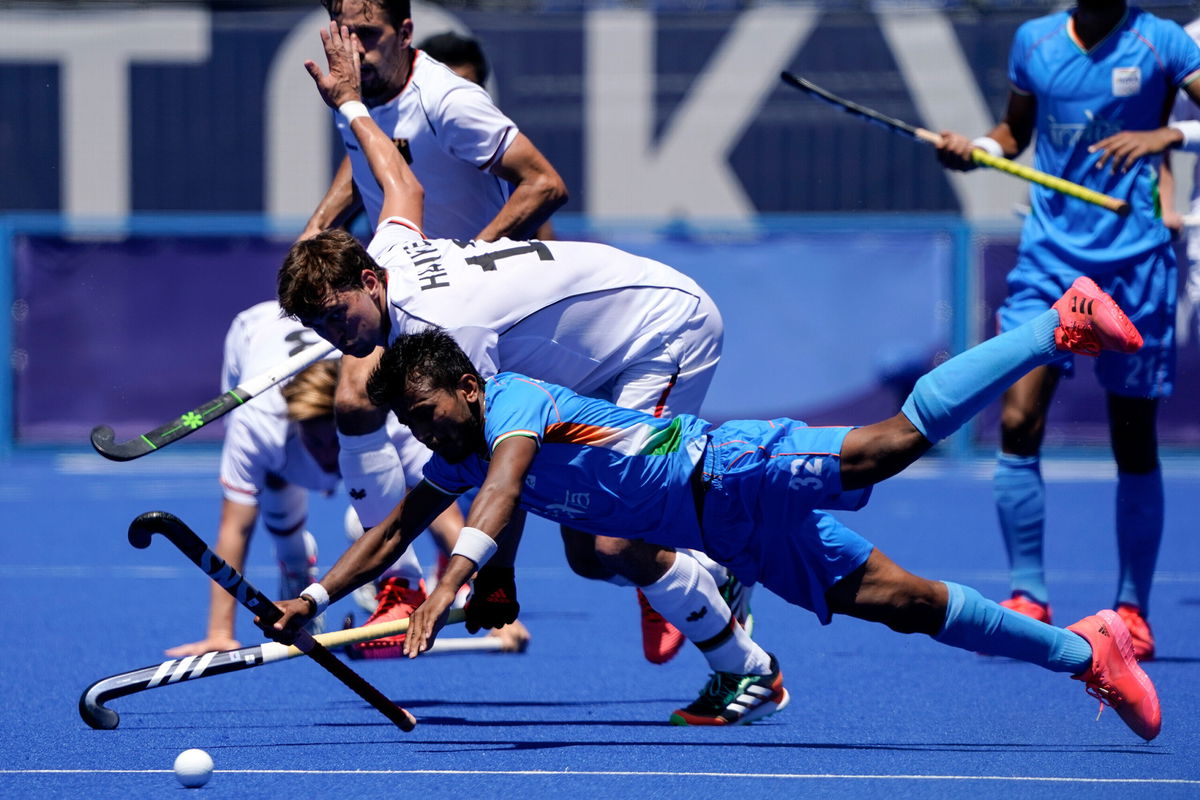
[421,456,472,496]
[1156,19,1200,87]
[1008,21,1035,94]
[484,375,561,454]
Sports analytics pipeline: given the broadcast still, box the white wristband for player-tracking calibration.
[1170,120,1200,152]
[338,100,370,123]
[300,582,330,616]
[451,526,498,568]
[971,136,1005,159]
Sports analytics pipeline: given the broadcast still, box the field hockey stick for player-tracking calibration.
[79,609,481,730]
[127,510,418,731]
[780,72,1131,217]
[90,339,336,461]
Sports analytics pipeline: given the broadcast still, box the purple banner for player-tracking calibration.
[974,235,1200,447]
[13,234,283,444]
[11,226,954,446]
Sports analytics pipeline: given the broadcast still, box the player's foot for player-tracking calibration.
[638,588,686,664]
[279,531,323,634]
[1001,592,1052,624]
[1116,603,1156,661]
[1067,609,1160,741]
[719,571,755,637]
[669,654,790,726]
[1052,276,1143,356]
[352,577,428,659]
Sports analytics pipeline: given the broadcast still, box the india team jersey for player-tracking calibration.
[335,52,516,237]
[366,219,709,395]
[1011,8,1200,270]
[421,373,710,549]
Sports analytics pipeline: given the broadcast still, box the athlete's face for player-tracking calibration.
[302,270,386,358]
[297,415,340,474]
[333,0,413,103]
[395,376,484,463]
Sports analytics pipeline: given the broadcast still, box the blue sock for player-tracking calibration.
[994,453,1048,604]
[934,581,1092,673]
[1116,468,1163,614]
[901,310,1060,443]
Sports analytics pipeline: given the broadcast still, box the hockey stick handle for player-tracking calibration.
[79,610,473,730]
[780,72,1130,217]
[127,511,417,731]
[90,339,336,462]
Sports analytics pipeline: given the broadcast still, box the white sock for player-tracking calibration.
[684,548,729,587]
[640,551,770,675]
[272,529,316,575]
[338,427,406,528]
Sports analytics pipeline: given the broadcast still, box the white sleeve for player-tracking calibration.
[367,217,425,264]
[430,83,519,170]
[219,406,286,506]
[448,325,501,380]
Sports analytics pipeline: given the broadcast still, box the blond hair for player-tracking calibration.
[282,360,340,422]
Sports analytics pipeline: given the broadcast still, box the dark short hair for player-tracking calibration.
[277,229,382,322]
[323,0,412,31]
[418,32,489,86]
[367,327,481,408]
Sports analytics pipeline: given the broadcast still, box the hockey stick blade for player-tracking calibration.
[80,610,473,730]
[90,340,335,461]
[128,510,417,731]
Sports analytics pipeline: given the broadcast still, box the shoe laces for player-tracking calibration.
[1083,679,1124,722]
[696,671,746,703]
[374,580,418,615]
[1059,325,1100,356]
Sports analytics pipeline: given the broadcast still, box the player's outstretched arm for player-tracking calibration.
[305,21,424,231]
[404,435,537,657]
[260,483,452,643]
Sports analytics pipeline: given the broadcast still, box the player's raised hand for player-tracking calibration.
[1090,129,1182,174]
[403,587,454,658]
[304,21,363,109]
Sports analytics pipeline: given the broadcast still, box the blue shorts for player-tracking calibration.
[697,419,875,624]
[998,244,1176,398]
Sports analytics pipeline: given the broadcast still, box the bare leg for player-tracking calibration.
[825,549,948,635]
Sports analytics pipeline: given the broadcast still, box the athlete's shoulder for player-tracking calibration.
[409,51,500,115]
[1015,10,1069,41]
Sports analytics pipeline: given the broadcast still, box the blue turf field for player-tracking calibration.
[1,449,1198,799]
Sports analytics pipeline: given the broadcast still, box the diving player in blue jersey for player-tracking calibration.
[937,0,1200,660]
[260,281,1162,739]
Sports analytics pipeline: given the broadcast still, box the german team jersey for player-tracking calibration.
[1011,7,1200,271]
[219,301,431,504]
[335,52,516,237]
[367,218,708,394]
[218,301,341,505]
[421,373,710,549]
